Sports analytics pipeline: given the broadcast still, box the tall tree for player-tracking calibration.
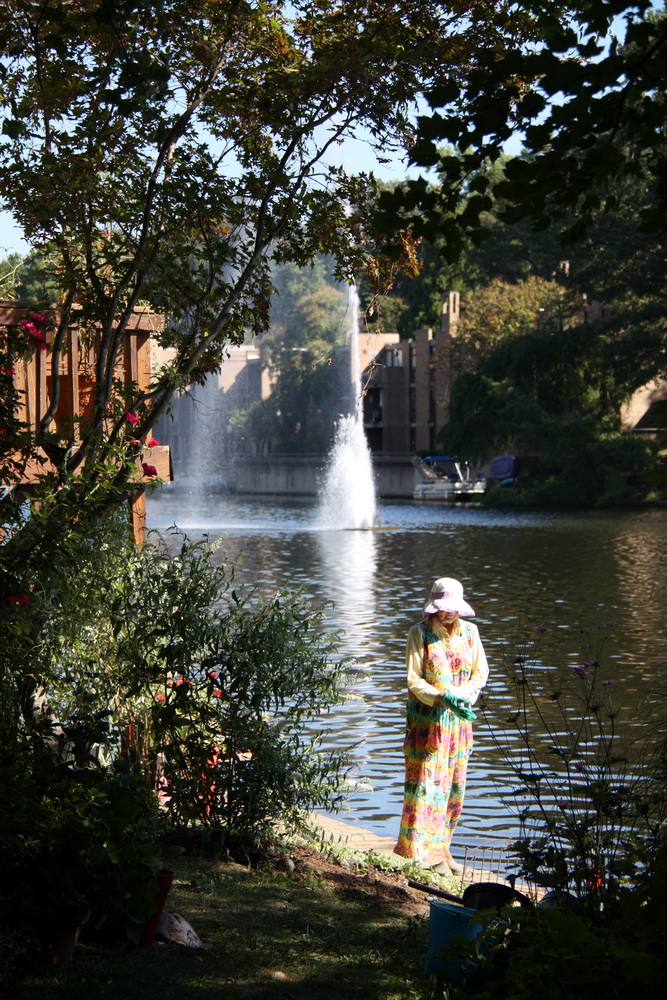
[0,0,537,592]
[378,2,666,246]
[438,277,663,506]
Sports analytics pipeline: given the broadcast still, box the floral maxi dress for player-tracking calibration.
[394,620,488,866]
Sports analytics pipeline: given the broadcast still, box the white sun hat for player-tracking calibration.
[423,577,475,617]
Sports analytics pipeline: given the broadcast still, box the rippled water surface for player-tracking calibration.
[147,488,667,852]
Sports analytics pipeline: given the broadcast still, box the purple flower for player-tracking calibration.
[602,679,614,687]
[573,664,591,680]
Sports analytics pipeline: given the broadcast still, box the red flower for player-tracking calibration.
[213,690,223,698]
[36,342,46,351]
[7,594,29,605]
[1,366,15,376]
[30,313,45,326]
[125,410,139,424]
[147,437,159,448]
[141,462,158,478]
[129,438,141,446]
[155,693,166,702]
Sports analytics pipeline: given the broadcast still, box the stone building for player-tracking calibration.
[358,292,460,455]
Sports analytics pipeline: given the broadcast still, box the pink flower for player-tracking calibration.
[125,411,139,424]
[147,437,159,448]
[155,693,166,702]
[30,313,45,326]
[20,320,37,335]
[129,438,141,446]
[141,462,158,478]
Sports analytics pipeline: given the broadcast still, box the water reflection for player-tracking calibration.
[147,488,667,849]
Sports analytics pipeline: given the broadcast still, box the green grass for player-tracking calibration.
[10,850,441,1000]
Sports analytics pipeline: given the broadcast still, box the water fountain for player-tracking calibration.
[317,285,377,529]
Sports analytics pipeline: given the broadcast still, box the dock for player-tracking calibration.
[311,813,398,855]
[309,813,533,895]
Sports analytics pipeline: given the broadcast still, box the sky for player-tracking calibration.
[0,131,420,258]
[0,212,27,258]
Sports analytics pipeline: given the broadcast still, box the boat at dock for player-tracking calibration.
[412,456,487,502]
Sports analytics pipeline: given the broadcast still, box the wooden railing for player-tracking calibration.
[1,301,172,543]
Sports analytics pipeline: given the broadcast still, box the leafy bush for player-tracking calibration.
[0,667,161,976]
[16,528,353,853]
[488,423,656,508]
[103,536,354,852]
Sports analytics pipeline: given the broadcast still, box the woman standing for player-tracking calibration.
[394,577,488,875]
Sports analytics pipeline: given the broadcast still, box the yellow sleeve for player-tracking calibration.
[453,622,489,705]
[406,625,442,707]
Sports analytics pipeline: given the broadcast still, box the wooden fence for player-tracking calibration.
[1,301,172,543]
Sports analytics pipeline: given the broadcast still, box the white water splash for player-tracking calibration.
[317,286,377,529]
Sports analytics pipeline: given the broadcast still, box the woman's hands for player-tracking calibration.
[437,689,476,721]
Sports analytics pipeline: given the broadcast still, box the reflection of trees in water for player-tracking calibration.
[607,516,667,680]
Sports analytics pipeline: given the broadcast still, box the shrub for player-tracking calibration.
[17,529,354,854]
[105,536,355,852]
[0,666,161,976]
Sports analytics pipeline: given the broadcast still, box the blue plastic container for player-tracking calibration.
[424,899,483,984]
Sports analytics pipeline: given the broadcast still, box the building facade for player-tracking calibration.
[359,292,460,455]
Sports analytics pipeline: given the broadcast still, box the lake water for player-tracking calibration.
[146,488,667,855]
